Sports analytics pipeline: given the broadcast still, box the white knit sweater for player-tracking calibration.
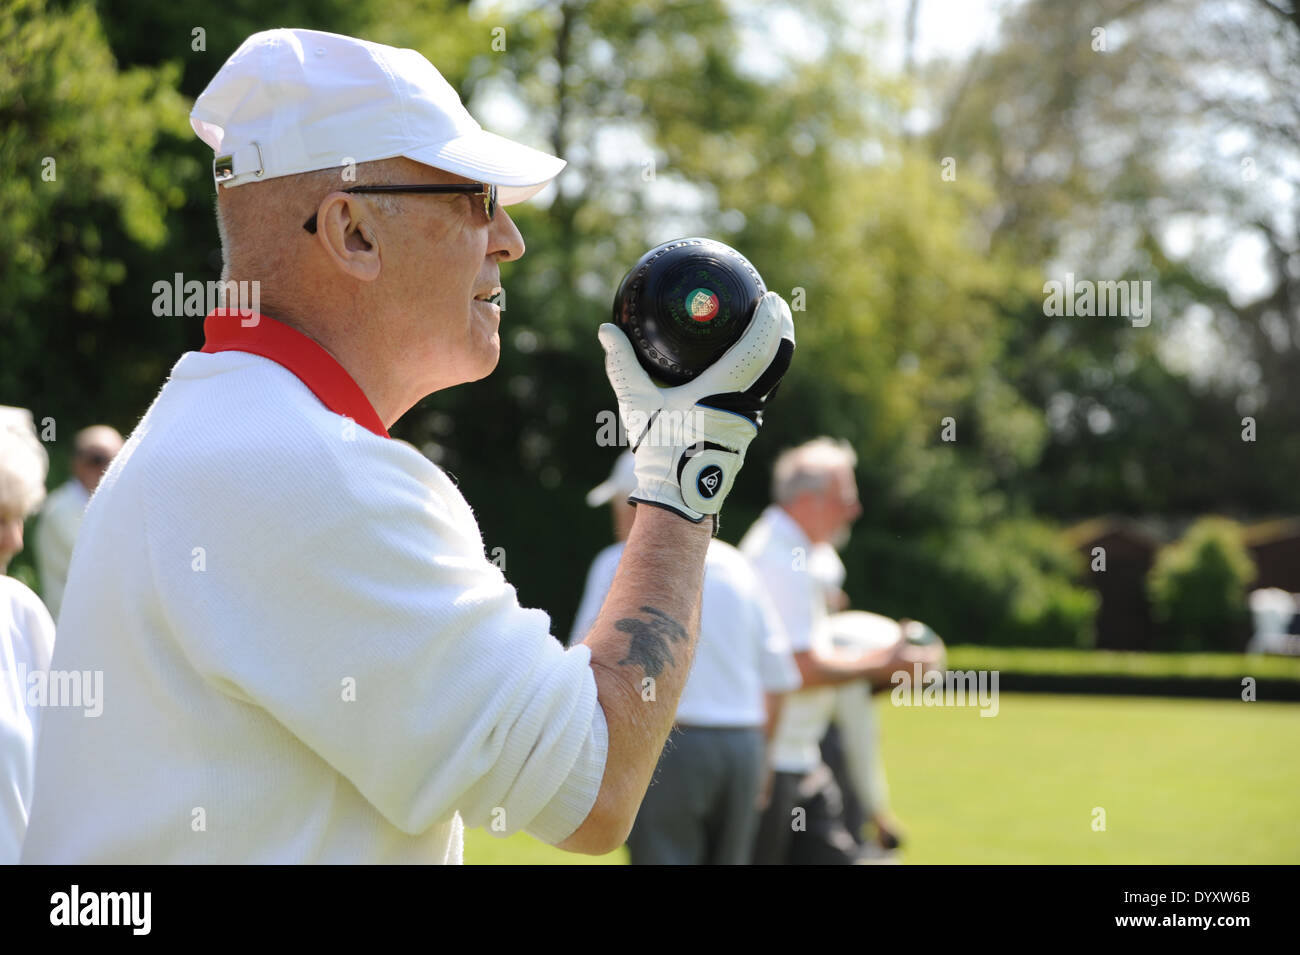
[22,318,607,863]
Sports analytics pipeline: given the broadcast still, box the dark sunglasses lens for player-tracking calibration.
[487,185,497,220]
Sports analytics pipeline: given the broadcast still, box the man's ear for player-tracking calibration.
[311,193,382,282]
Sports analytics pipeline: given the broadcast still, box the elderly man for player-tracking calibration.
[742,438,929,864]
[572,452,801,864]
[22,29,793,864]
[34,425,123,619]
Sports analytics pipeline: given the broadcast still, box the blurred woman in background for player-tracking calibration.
[0,406,56,863]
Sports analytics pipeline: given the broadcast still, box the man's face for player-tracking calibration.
[819,466,862,544]
[73,443,116,493]
[381,166,526,394]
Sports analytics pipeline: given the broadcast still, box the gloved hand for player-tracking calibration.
[598,290,795,526]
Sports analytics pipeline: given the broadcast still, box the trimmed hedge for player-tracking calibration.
[944,646,1300,701]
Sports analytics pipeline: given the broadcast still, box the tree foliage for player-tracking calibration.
[1148,517,1256,651]
[3,0,1293,646]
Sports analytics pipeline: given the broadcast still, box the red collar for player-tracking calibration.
[200,309,390,439]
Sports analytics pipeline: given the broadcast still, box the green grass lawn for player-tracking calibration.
[464,828,627,865]
[463,693,1300,864]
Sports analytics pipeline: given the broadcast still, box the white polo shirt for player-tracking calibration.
[21,309,607,864]
[34,479,90,621]
[739,505,842,773]
[570,540,800,728]
[0,575,55,864]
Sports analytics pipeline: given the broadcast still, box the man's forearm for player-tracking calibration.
[762,691,784,742]
[795,647,902,689]
[557,505,711,854]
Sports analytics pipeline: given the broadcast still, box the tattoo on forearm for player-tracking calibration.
[615,605,687,678]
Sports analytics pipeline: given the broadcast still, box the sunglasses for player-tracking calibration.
[302,183,498,234]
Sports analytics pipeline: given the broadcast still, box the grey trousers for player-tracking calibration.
[626,725,765,865]
[752,762,863,865]
[821,723,867,844]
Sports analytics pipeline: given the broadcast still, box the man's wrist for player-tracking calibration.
[629,497,716,535]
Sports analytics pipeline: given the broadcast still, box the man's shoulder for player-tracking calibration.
[162,351,365,450]
[738,509,794,563]
[588,541,625,578]
[143,352,394,482]
[41,480,85,515]
[705,538,753,576]
[703,540,769,602]
[124,353,474,536]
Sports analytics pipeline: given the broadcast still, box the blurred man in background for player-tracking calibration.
[743,438,934,864]
[821,612,946,861]
[571,451,802,865]
[810,539,909,857]
[0,408,56,863]
[35,425,123,619]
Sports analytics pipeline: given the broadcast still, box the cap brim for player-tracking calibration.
[586,480,621,508]
[405,129,565,205]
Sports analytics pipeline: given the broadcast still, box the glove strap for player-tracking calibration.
[677,441,742,516]
[626,497,720,537]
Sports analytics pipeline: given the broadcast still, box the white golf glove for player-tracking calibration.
[598,290,795,527]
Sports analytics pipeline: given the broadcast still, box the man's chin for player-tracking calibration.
[467,337,501,382]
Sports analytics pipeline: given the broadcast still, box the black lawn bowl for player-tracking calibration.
[612,237,766,386]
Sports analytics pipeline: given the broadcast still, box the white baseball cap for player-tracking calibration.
[190,28,565,204]
[586,451,637,507]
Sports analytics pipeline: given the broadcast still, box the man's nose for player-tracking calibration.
[491,207,525,262]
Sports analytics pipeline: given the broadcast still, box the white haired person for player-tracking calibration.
[571,451,801,864]
[34,425,123,619]
[742,438,936,864]
[22,30,794,863]
[0,407,56,863]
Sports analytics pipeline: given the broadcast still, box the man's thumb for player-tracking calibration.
[598,323,648,392]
